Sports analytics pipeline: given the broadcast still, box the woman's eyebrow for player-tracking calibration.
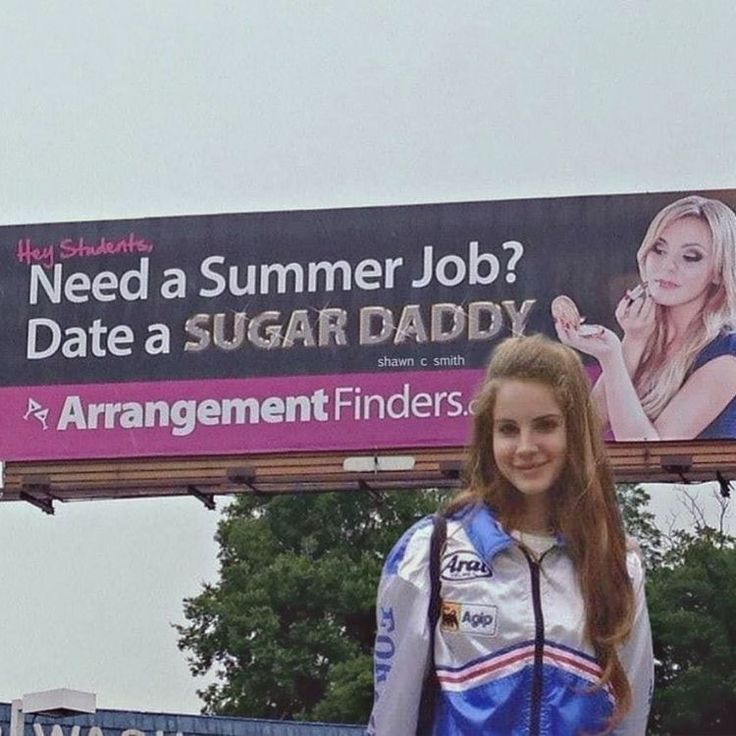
[534,413,563,420]
[655,236,707,249]
[494,413,562,423]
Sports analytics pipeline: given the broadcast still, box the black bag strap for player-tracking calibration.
[416,513,447,735]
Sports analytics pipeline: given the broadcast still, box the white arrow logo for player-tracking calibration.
[23,397,50,430]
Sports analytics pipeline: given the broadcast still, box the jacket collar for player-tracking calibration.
[456,503,566,562]
[458,503,514,562]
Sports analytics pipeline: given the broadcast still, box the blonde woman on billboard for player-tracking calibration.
[555,194,736,441]
[369,335,653,735]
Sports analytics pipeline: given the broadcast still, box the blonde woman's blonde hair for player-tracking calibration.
[635,195,736,419]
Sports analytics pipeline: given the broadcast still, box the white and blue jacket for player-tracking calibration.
[369,504,653,735]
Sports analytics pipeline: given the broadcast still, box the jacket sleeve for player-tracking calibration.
[368,519,434,736]
[612,549,654,736]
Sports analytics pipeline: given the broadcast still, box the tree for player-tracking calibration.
[615,483,736,733]
[646,523,736,734]
[616,483,664,570]
[176,489,449,722]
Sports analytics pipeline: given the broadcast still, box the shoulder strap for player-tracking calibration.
[416,513,447,735]
[427,513,447,632]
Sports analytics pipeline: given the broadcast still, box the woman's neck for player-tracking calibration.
[516,495,552,534]
[663,297,706,343]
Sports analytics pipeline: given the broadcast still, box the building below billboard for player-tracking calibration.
[0,704,366,736]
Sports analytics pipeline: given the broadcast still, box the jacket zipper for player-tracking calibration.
[522,549,548,736]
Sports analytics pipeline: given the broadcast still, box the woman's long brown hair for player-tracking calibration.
[446,334,635,728]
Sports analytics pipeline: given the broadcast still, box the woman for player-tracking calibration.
[368,335,653,735]
[557,194,736,440]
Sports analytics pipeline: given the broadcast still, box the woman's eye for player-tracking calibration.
[651,244,665,256]
[535,419,560,432]
[496,424,517,436]
[683,251,703,263]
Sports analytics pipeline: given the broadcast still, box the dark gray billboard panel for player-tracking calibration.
[2,189,734,461]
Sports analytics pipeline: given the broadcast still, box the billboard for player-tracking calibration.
[1,189,735,462]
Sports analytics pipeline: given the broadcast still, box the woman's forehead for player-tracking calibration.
[492,379,563,418]
[657,215,713,249]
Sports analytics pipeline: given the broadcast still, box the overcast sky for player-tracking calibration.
[0,0,734,715]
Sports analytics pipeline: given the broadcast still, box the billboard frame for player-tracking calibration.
[2,440,734,513]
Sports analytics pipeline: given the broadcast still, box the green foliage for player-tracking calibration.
[616,483,664,570]
[647,527,736,735]
[176,489,449,721]
[616,483,736,733]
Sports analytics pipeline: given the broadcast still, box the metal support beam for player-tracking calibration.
[716,471,732,498]
[439,460,464,480]
[187,485,216,510]
[20,475,54,515]
[19,491,54,515]
[356,478,384,504]
[660,454,692,483]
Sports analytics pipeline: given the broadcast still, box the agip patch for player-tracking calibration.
[440,602,498,637]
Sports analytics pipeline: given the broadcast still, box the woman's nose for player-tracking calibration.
[663,254,678,273]
[516,430,537,453]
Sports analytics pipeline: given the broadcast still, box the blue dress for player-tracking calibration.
[689,331,736,439]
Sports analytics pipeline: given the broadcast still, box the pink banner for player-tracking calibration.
[1,369,486,461]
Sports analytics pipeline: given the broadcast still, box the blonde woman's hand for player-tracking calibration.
[554,320,623,362]
[615,289,655,343]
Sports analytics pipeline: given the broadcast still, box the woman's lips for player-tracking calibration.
[654,278,679,289]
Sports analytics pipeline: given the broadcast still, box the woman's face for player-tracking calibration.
[643,216,717,309]
[492,379,567,497]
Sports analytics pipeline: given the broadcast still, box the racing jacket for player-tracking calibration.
[369,504,653,735]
